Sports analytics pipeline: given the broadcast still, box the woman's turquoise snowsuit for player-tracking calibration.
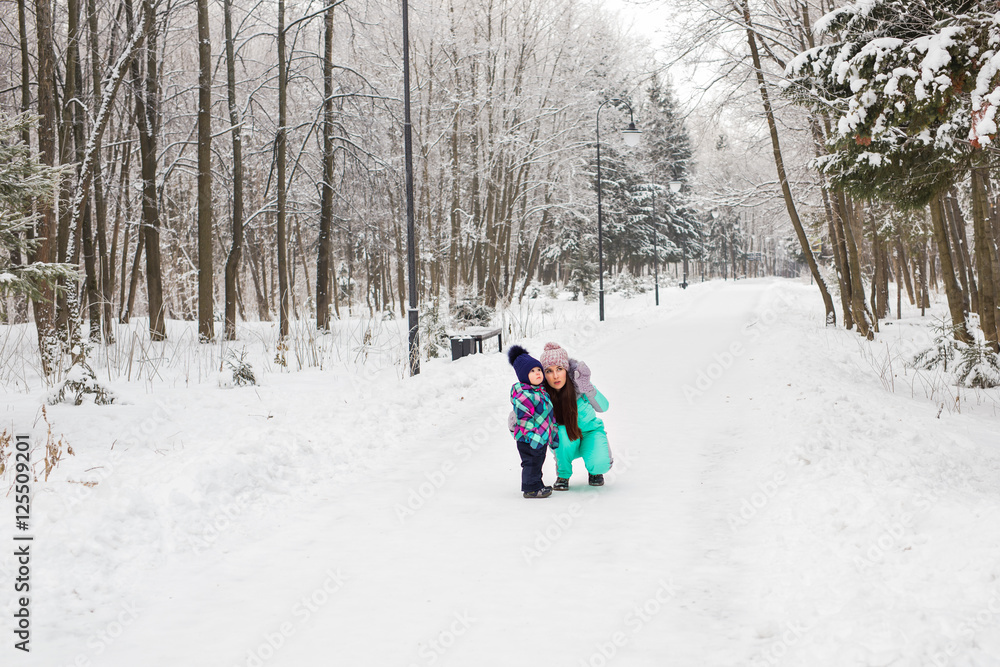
[551,386,612,478]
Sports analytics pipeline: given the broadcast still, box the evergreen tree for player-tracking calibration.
[585,83,702,278]
[643,78,694,186]
[0,115,76,304]
[641,80,702,268]
[787,0,988,206]
[787,0,1000,342]
[588,138,644,271]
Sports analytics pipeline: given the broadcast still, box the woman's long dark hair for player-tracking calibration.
[546,376,582,441]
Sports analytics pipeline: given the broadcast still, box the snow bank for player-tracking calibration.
[3,280,1000,666]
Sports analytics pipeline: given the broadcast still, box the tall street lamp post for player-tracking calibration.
[651,186,659,306]
[651,180,683,303]
[596,98,641,322]
[711,209,719,282]
[681,236,688,289]
[668,180,683,289]
[402,0,419,375]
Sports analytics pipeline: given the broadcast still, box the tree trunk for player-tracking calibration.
[519,188,551,300]
[124,0,165,340]
[741,0,836,326]
[11,0,31,323]
[827,187,854,329]
[917,241,930,316]
[893,246,902,320]
[32,0,60,373]
[87,0,114,343]
[65,0,101,347]
[944,189,974,313]
[810,116,852,327]
[949,191,977,312]
[871,221,888,322]
[316,3,335,331]
[929,244,938,292]
[245,225,270,321]
[116,155,134,320]
[971,165,999,350]
[837,191,873,336]
[294,215,311,302]
[981,170,1000,345]
[929,193,970,342]
[896,239,916,306]
[17,0,30,151]
[59,0,82,272]
[223,0,244,340]
[65,0,139,345]
[276,0,290,339]
[123,228,144,323]
[448,96,461,301]
[197,0,213,341]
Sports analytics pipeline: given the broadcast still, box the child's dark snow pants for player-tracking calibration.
[516,439,547,492]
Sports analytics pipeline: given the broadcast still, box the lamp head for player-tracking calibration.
[622,122,641,147]
[669,180,682,193]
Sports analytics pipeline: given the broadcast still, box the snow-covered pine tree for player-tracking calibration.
[787,0,999,342]
[640,79,703,272]
[587,134,646,276]
[0,114,76,309]
[787,0,982,206]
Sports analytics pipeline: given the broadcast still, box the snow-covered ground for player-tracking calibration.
[3,278,1000,667]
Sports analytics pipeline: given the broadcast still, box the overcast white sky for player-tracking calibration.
[602,0,674,50]
[599,0,726,122]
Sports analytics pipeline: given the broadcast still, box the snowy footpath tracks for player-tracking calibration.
[7,279,1000,666]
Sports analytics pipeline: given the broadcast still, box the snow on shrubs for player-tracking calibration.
[608,269,646,298]
[955,322,1000,388]
[47,361,116,405]
[450,296,494,328]
[221,348,256,387]
[420,298,451,359]
[910,315,1000,388]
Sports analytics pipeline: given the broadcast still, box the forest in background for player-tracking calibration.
[673,0,1000,358]
[2,0,1000,382]
[0,0,706,367]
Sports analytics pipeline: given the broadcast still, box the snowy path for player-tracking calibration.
[12,279,1000,666]
[75,281,783,667]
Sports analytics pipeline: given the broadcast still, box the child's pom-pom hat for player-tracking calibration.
[508,345,542,385]
[539,341,569,370]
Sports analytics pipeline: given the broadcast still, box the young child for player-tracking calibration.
[508,345,560,498]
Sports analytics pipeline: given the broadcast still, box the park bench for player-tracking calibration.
[448,326,502,361]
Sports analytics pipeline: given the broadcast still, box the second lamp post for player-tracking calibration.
[650,179,683,304]
[596,99,641,322]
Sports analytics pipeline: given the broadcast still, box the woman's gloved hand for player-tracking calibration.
[573,360,596,398]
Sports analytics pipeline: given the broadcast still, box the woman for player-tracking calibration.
[538,342,612,490]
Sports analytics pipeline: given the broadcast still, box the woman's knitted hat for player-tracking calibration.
[507,345,542,384]
[539,341,569,370]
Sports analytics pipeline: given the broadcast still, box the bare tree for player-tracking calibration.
[127,0,166,341]
[197,0,213,341]
[87,0,115,342]
[32,0,61,373]
[277,0,290,339]
[739,0,836,326]
[222,0,244,341]
[316,2,335,331]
